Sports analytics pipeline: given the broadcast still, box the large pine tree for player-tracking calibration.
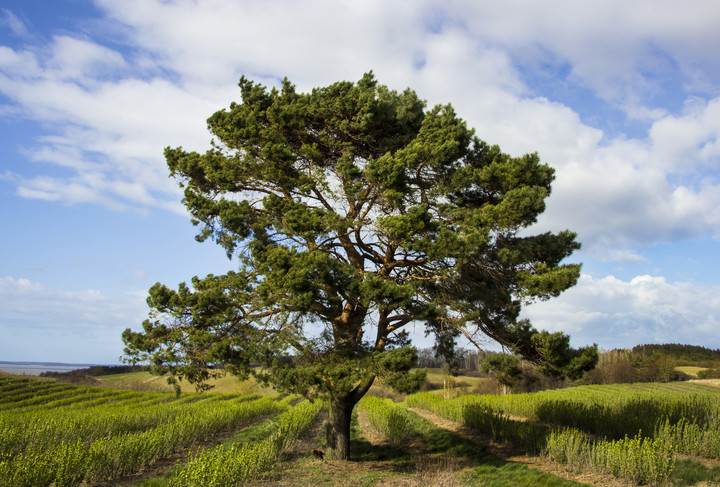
[123,72,594,460]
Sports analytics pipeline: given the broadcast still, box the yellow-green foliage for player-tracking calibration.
[0,376,287,486]
[170,399,323,486]
[406,383,720,485]
[404,392,548,453]
[655,416,720,459]
[675,366,707,378]
[409,382,720,440]
[547,428,674,485]
[360,396,415,445]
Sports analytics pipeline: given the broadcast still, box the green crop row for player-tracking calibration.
[1,399,205,457]
[655,416,720,459]
[0,396,287,486]
[406,385,720,485]
[0,377,168,413]
[360,396,415,445]
[405,392,548,453]
[170,399,324,486]
[1,385,269,459]
[407,382,720,440]
[547,428,674,486]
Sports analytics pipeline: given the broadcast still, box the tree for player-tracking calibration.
[122,72,589,460]
[480,352,522,394]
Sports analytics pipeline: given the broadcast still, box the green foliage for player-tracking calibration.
[479,352,522,389]
[122,72,583,458]
[360,396,415,445]
[407,382,720,446]
[404,392,548,454]
[0,376,287,486]
[406,383,720,485]
[507,320,598,380]
[403,406,585,486]
[547,428,675,485]
[170,399,323,486]
[655,417,720,459]
[698,368,720,379]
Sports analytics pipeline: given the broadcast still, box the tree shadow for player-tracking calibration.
[409,411,592,486]
[670,458,720,486]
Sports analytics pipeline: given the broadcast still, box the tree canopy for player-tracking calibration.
[122,72,593,459]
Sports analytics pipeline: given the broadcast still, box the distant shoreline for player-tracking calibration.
[0,361,118,376]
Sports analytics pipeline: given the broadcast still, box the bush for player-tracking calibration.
[698,368,720,380]
[361,396,415,445]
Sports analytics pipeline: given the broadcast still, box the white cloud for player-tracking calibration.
[649,98,720,171]
[0,275,147,362]
[522,273,720,349]
[0,39,219,210]
[451,1,720,105]
[0,8,29,38]
[1,0,719,257]
[47,36,127,85]
[526,94,720,259]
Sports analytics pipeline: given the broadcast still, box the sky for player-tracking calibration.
[1,1,720,364]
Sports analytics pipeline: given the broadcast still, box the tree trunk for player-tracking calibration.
[325,377,375,461]
[326,393,353,460]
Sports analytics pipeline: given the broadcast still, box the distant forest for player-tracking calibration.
[40,364,149,379]
[632,344,720,362]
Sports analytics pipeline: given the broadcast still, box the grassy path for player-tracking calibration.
[407,407,629,487]
[252,404,594,486]
[128,398,720,486]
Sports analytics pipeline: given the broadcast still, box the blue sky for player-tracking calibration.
[1,1,720,364]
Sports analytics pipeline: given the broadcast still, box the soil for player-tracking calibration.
[691,379,720,388]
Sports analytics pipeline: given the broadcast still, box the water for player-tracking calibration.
[0,362,101,376]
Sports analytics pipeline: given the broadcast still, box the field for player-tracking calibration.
[2,372,720,486]
[93,371,277,395]
[91,368,489,396]
[675,366,709,378]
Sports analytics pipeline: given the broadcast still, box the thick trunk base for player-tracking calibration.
[325,395,353,460]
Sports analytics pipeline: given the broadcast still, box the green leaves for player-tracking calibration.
[124,73,584,439]
[504,320,598,381]
[480,352,523,389]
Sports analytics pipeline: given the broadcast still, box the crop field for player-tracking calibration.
[2,374,720,486]
[92,371,277,395]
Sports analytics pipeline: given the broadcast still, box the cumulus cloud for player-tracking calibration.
[450,1,720,107]
[0,38,220,210]
[0,275,147,362]
[1,0,719,256]
[522,273,720,349]
[532,96,720,258]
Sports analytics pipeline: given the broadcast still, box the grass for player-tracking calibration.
[93,368,490,399]
[9,370,720,486]
[669,458,720,486]
[366,368,494,402]
[258,400,591,486]
[94,371,276,395]
[676,366,709,378]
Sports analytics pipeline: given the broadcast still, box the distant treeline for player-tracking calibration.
[40,364,149,379]
[632,344,720,362]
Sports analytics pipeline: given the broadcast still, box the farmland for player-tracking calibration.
[2,373,720,486]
